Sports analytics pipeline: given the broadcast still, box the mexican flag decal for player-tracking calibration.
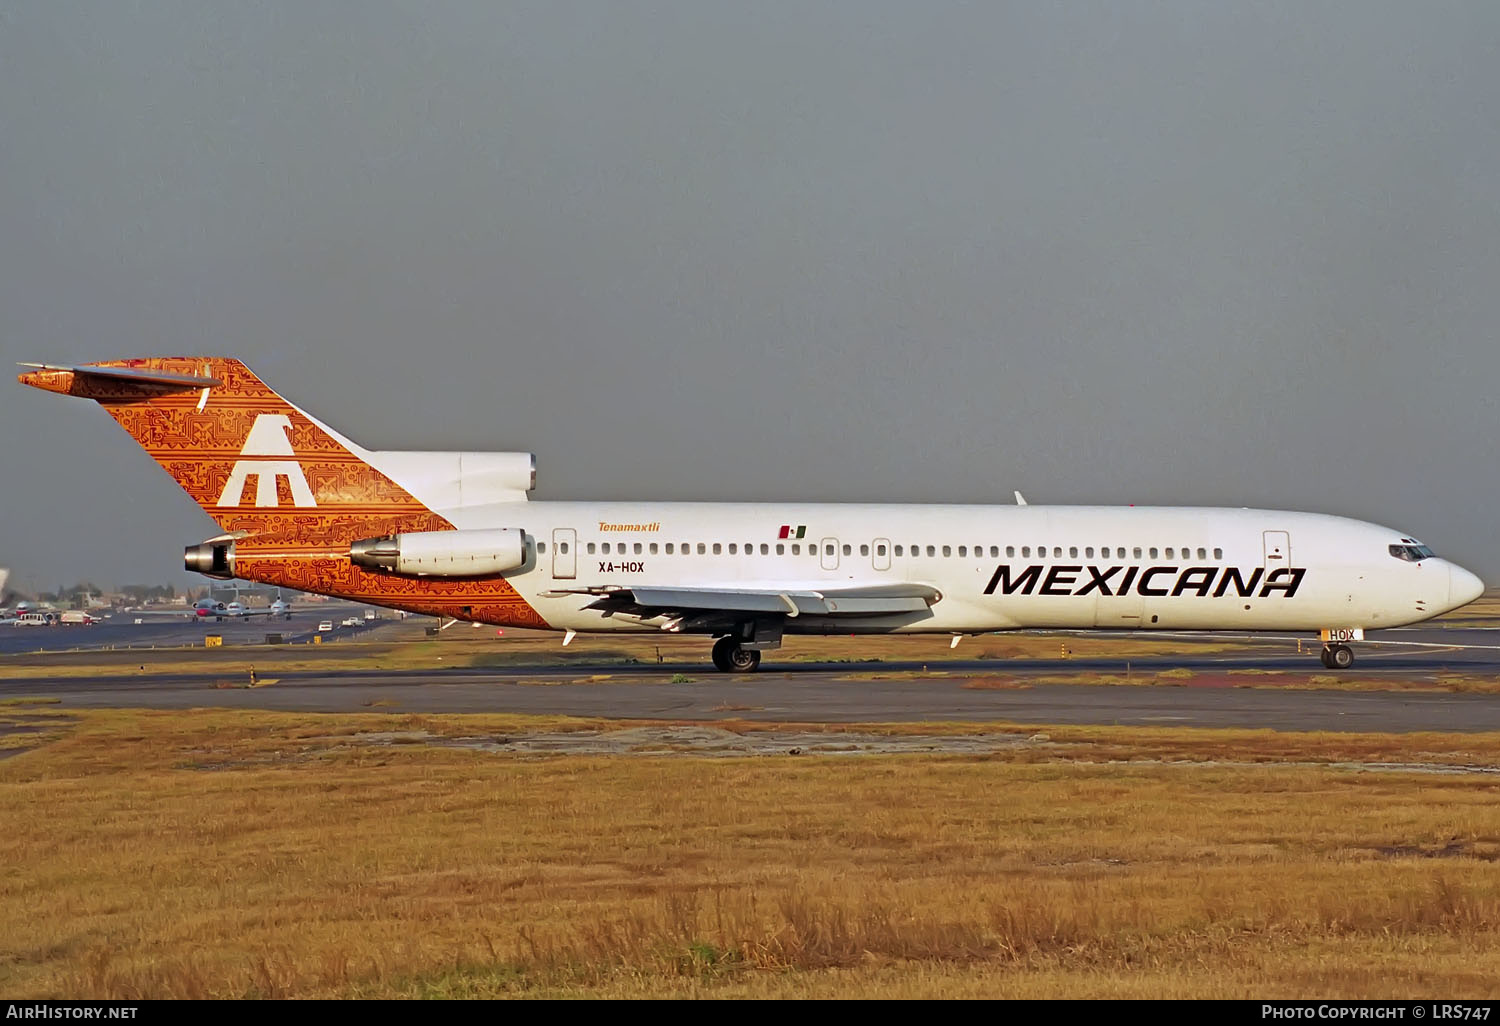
[778,525,807,539]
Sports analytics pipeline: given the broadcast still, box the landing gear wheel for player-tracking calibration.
[1323,644,1354,670]
[1319,647,1334,669]
[727,647,761,673]
[710,637,761,673]
[711,637,734,672]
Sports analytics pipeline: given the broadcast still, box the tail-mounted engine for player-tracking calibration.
[348,528,527,577]
[184,537,237,580]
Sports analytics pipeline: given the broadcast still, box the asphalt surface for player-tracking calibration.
[0,610,385,653]
[3,624,1499,733]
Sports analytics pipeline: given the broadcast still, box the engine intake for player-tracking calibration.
[349,528,527,577]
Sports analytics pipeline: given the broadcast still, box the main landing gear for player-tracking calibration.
[711,636,761,673]
[1320,644,1355,670]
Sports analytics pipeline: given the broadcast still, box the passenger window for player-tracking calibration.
[601,543,611,555]
[942,546,952,557]
[729,543,737,554]
[664,543,673,554]
[697,543,706,555]
[1007,546,1016,557]
[760,543,769,555]
[538,542,546,554]
[634,543,642,555]
[957,546,966,557]
[1149,548,1159,558]
[1116,548,1126,559]
[776,543,784,555]
[1085,547,1094,558]
[1021,546,1030,557]
[713,543,722,555]
[1165,548,1174,559]
[876,543,887,556]
[842,544,851,556]
[990,546,999,558]
[588,542,597,555]
[826,544,835,556]
[894,545,903,557]
[860,544,870,556]
[1133,547,1142,558]
[1069,546,1078,558]
[1197,547,1206,559]
[926,545,936,557]
[559,542,568,554]
[649,543,658,555]
[792,544,800,555]
[1214,548,1222,559]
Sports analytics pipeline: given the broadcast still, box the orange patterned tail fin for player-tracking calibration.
[18,358,450,542]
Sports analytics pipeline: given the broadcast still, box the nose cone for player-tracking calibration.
[1449,564,1485,610]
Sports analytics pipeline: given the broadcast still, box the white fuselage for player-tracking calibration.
[440,502,1481,635]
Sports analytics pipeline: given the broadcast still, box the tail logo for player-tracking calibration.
[216,414,318,508]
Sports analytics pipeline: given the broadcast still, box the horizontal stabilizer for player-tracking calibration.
[19,361,222,395]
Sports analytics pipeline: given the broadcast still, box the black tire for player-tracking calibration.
[727,646,761,673]
[1329,644,1354,670]
[711,636,734,672]
[1319,647,1334,669]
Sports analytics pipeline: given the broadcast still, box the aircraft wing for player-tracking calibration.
[544,583,941,624]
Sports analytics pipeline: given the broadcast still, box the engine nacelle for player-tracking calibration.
[185,539,236,580]
[348,528,527,577]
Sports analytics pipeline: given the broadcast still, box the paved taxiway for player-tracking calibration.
[5,619,1499,733]
[0,611,381,654]
[3,628,1499,732]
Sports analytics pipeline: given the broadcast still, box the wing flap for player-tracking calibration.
[551,583,940,618]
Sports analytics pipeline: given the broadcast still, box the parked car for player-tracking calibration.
[317,621,333,632]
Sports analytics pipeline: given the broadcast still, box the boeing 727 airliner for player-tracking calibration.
[18,359,1484,671]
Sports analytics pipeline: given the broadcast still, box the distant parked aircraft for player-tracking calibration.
[131,596,292,622]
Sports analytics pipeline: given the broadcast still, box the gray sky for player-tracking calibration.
[2,2,1498,593]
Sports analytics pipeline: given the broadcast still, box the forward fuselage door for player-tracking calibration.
[873,537,891,571]
[1263,531,1291,573]
[820,537,840,571]
[552,528,576,579]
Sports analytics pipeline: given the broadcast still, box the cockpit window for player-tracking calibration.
[1388,544,1435,562]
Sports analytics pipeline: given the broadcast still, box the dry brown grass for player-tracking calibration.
[4,708,1500,998]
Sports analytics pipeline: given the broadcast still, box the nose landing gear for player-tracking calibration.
[1320,644,1355,670]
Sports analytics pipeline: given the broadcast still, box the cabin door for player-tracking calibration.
[820,537,840,571]
[1263,531,1291,572]
[552,528,576,579]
